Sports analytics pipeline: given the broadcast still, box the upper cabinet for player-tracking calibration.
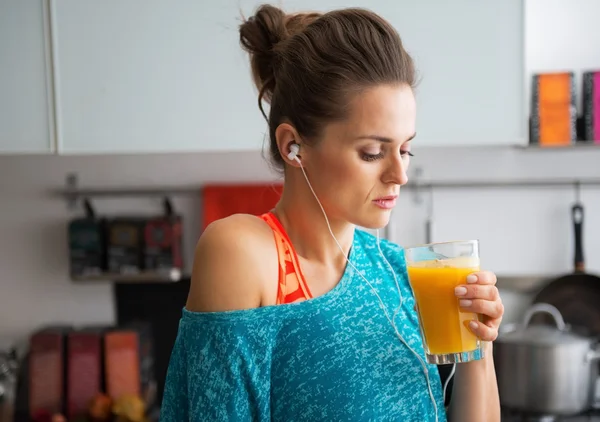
[50,0,526,154]
[1,0,526,154]
[379,0,525,147]
[0,0,55,154]
[52,0,268,154]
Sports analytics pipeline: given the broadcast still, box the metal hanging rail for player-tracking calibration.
[57,178,600,196]
[54,173,600,208]
[406,178,600,189]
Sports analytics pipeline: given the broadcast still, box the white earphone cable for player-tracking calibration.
[293,155,439,422]
[443,362,456,405]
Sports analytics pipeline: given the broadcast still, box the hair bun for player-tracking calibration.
[240,4,320,103]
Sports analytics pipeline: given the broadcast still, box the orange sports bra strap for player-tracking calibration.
[259,212,312,304]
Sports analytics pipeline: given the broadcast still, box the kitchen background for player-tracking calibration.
[1,0,599,421]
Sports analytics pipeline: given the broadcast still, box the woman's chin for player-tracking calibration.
[354,212,392,231]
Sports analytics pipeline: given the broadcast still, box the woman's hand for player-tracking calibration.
[454,271,503,341]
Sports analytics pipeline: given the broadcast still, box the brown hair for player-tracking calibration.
[239,4,416,171]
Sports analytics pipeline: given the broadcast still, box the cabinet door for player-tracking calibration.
[270,0,526,147]
[53,0,524,154]
[53,0,268,154]
[383,0,525,147]
[0,0,54,154]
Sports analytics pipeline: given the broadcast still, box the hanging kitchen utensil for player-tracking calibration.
[68,198,107,279]
[106,216,145,275]
[531,192,600,338]
[143,197,183,274]
[425,186,433,244]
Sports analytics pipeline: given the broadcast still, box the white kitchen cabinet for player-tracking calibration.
[0,0,55,154]
[52,0,524,154]
[52,0,267,154]
[376,0,525,147]
[261,0,526,148]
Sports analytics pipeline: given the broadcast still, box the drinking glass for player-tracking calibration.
[405,240,485,364]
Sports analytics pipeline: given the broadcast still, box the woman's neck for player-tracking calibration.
[273,180,355,267]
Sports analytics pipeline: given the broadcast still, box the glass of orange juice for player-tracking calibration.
[405,239,484,364]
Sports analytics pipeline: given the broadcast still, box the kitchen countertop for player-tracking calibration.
[501,408,600,421]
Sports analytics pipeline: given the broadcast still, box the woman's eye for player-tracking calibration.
[360,149,413,162]
[361,151,385,162]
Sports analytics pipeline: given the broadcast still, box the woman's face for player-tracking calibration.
[303,84,416,229]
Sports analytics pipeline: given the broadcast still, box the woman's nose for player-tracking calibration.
[383,155,409,186]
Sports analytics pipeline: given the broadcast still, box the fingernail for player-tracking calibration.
[466,274,478,284]
[455,286,467,296]
[469,321,478,330]
[459,299,472,307]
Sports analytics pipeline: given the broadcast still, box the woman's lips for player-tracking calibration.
[373,195,398,209]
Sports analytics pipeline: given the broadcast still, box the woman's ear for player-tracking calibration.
[275,122,303,167]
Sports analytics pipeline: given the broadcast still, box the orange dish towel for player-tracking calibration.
[201,183,283,230]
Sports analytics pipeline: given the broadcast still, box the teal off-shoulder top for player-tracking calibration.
[160,229,446,421]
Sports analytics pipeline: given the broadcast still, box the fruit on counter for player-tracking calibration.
[88,394,112,422]
[32,410,52,422]
[112,394,146,422]
[52,413,67,422]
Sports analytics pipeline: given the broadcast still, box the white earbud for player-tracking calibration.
[287,143,301,162]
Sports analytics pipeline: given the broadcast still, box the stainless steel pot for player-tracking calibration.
[494,303,600,415]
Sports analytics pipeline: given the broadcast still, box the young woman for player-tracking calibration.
[160,4,504,422]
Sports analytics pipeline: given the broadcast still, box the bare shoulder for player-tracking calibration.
[185,214,277,313]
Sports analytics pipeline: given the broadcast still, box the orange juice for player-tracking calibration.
[407,258,480,355]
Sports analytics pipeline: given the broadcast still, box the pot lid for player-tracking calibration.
[498,303,592,346]
[498,323,591,346]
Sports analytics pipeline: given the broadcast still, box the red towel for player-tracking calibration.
[201,183,283,230]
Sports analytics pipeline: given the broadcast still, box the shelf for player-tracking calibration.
[71,268,184,283]
[406,178,600,190]
[54,173,275,210]
[516,142,600,150]
[53,177,600,213]
[56,185,203,198]
[54,169,600,212]
[55,179,600,199]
